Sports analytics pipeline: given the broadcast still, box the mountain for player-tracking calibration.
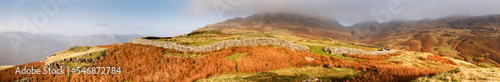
[348,15,500,67]
[1,14,500,82]
[0,32,143,65]
[199,13,500,67]
[201,13,354,41]
[66,34,143,46]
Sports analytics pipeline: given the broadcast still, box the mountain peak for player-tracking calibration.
[210,13,344,30]
[201,13,352,40]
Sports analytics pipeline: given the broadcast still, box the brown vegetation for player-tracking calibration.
[1,43,441,82]
[455,36,500,67]
[419,54,458,65]
[342,53,391,61]
[349,15,500,67]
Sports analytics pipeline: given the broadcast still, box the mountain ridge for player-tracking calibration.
[348,15,500,67]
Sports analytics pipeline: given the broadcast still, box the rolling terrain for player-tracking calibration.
[1,13,499,81]
[348,15,500,67]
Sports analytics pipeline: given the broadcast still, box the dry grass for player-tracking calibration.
[0,66,13,71]
[455,36,500,67]
[419,54,458,65]
[43,47,107,65]
[371,27,500,67]
[0,43,448,82]
[388,52,460,71]
[196,66,359,82]
[415,67,500,82]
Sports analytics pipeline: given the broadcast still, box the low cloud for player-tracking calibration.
[187,0,500,25]
[95,23,145,29]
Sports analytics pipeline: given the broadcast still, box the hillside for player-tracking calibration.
[202,13,355,42]
[2,30,498,81]
[348,15,500,67]
[1,13,500,82]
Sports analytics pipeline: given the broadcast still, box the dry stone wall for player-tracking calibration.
[323,47,395,55]
[132,38,309,52]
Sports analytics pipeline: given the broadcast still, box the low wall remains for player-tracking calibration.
[323,47,395,55]
[132,38,309,52]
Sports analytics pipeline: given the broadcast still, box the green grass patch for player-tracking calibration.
[184,30,222,38]
[52,47,108,68]
[383,59,395,62]
[478,63,495,68]
[305,44,329,55]
[75,49,108,59]
[226,53,247,62]
[301,44,355,60]
[150,38,167,41]
[304,39,380,51]
[55,46,93,54]
[436,43,458,54]
[148,30,231,46]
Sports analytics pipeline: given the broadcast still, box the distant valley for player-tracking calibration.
[0,32,143,65]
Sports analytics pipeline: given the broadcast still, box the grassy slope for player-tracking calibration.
[1,43,450,82]
[415,67,500,82]
[43,46,108,68]
[2,29,498,82]
[371,27,500,67]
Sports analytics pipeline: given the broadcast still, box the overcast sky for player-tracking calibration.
[1,0,500,36]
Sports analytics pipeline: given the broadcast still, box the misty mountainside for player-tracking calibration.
[201,13,500,67]
[348,15,500,67]
[201,13,355,41]
[0,32,143,65]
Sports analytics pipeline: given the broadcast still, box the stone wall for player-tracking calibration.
[132,38,309,52]
[323,47,395,55]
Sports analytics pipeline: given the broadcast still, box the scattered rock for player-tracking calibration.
[303,77,320,82]
[305,57,314,61]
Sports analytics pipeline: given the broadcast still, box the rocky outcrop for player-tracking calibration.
[132,38,309,52]
[323,47,395,55]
